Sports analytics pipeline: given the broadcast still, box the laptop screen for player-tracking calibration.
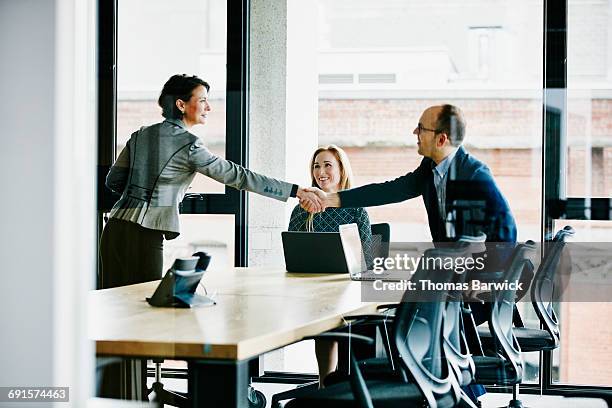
[339,223,367,274]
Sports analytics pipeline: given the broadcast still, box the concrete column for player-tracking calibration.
[248,0,318,267]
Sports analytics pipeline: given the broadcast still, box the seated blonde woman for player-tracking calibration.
[288,144,373,386]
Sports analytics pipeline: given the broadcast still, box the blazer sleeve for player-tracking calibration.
[105,138,131,194]
[338,158,430,208]
[188,138,294,201]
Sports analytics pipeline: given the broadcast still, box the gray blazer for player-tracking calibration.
[106,118,294,239]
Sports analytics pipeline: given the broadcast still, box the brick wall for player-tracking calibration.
[560,302,612,386]
[116,99,226,149]
[319,98,543,147]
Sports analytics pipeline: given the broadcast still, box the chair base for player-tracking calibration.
[148,381,188,408]
[248,386,267,408]
[271,381,319,408]
[499,383,525,408]
[502,399,524,408]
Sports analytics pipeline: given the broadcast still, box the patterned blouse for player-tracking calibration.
[288,205,374,268]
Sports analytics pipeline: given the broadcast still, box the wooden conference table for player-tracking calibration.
[89,267,379,407]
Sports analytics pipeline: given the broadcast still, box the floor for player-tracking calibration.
[153,377,608,407]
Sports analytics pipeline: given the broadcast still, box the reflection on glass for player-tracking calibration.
[117,0,227,193]
[551,220,612,386]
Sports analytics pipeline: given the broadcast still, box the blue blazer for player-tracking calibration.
[338,146,517,243]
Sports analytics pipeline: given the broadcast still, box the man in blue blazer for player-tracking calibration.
[308,104,516,244]
[306,104,516,404]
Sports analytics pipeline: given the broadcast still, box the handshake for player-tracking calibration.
[295,187,339,213]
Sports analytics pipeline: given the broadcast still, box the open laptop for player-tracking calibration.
[339,223,399,281]
[282,231,349,273]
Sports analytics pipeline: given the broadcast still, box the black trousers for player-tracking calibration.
[98,218,164,400]
[99,218,164,289]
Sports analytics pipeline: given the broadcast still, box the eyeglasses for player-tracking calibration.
[416,123,441,136]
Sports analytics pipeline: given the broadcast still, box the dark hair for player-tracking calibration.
[435,104,466,146]
[158,74,210,119]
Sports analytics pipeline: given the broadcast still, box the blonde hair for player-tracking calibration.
[306,145,354,231]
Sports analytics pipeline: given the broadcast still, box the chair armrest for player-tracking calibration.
[342,314,396,330]
[342,314,395,330]
[303,332,375,346]
[376,303,398,311]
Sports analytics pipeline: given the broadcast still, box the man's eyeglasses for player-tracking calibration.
[416,123,441,135]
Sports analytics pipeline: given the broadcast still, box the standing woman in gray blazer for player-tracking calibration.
[101,74,320,288]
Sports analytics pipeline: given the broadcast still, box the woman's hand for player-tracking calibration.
[298,187,341,213]
[296,187,324,213]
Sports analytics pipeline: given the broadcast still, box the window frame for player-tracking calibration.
[541,0,612,395]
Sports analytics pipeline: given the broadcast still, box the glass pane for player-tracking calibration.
[277,0,545,376]
[117,0,227,193]
[317,0,544,243]
[163,214,235,271]
[551,220,612,386]
[566,0,612,199]
[559,0,612,387]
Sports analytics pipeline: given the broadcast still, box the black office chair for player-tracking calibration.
[370,222,390,259]
[341,234,486,374]
[343,236,485,404]
[444,261,477,389]
[335,240,482,405]
[278,245,471,408]
[478,226,574,354]
[471,241,537,408]
[95,357,123,398]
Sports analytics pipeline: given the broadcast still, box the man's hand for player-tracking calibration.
[296,187,324,213]
[298,187,341,213]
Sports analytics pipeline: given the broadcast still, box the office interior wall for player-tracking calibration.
[248,0,317,267]
[0,0,96,404]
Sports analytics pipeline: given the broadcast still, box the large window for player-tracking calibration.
[316,0,544,382]
[117,0,227,194]
[273,0,546,378]
[551,0,612,387]
[103,0,247,389]
[316,0,543,243]
[115,0,236,271]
